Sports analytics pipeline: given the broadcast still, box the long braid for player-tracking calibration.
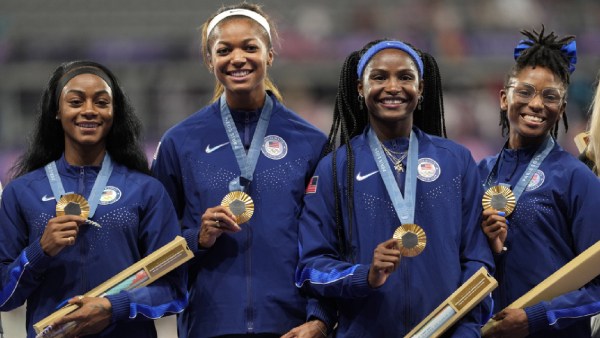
[327,51,364,259]
[413,51,447,137]
[500,26,575,138]
[327,39,447,261]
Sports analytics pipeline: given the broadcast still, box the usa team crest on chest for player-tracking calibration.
[261,135,288,160]
[99,186,122,205]
[525,169,545,191]
[417,158,441,182]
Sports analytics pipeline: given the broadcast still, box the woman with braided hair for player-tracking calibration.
[479,27,600,338]
[294,39,494,337]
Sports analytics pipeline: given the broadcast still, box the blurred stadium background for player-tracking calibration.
[0,0,599,336]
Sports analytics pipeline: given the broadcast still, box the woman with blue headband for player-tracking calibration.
[151,2,332,337]
[479,27,600,338]
[295,39,494,337]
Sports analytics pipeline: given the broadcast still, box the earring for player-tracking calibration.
[417,96,423,111]
[358,94,364,110]
[55,115,60,120]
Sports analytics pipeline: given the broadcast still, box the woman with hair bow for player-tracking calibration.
[479,27,600,338]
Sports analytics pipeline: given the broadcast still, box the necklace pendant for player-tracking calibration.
[394,162,405,173]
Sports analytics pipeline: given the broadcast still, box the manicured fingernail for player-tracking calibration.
[497,211,505,216]
[505,219,510,225]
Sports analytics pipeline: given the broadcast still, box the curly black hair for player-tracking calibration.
[500,26,575,138]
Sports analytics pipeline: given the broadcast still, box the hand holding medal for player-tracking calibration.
[481,185,514,254]
[40,194,93,257]
[56,193,102,228]
[198,205,242,249]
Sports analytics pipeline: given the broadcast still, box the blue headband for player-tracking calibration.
[357,41,424,78]
[514,39,577,74]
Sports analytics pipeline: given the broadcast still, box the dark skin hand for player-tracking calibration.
[40,215,86,256]
[481,209,508,254]
[483,308,529,338]
[281,319,328,338]
[368,238,402,288]
[198,205,241,249]
[52,296,112,337]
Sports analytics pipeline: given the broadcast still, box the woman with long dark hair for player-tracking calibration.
[0,60,186,338]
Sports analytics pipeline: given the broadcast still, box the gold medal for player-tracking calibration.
[221,191,254,224]
[482,185,516,216]
[393,224,427,257]
[56,193,90,219]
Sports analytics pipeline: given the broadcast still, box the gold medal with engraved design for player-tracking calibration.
[221,191,254,224]
[393,223,427,257]
[56,193,90,218]
[482,185,516,216]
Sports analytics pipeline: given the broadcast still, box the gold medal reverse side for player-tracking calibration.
[221,191,254,224]
[393,223,427,257]
[482,185,516,216]
[56,193,90,219]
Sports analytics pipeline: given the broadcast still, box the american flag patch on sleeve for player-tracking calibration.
[305,176,318,194]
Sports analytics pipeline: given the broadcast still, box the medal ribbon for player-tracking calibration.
[44,153,113,217]
[220,92,274,192]
[484,136,554,202]
[367,127,419,224]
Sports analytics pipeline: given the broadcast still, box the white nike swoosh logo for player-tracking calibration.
[205,142,230,154]
[356,170,379,181]
[42,195,55,201]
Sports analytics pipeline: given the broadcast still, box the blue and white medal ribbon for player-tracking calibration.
[219,93,273,224]
[367,127,418,224]
[484,136,554,203]
[367,127,426,256]
[45,154,113,227]
[220,92,274,192]
[511,137,554,201]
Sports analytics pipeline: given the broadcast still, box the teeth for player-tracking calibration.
[230,70,250,77]
[382,99,403,104]
[78,123,98,128]
[523,115,543,122]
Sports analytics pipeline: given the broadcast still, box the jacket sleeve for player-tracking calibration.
[0,182,53,311]
[151,134,203,256]
[106,181,188,322]
[300,134,339,331]
[295,155,373,300]
[449,151,496,337]
[524,166,600,333]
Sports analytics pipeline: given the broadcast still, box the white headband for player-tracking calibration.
[206,8,271,40]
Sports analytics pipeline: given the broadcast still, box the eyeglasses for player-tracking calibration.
[506,82,565,108]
